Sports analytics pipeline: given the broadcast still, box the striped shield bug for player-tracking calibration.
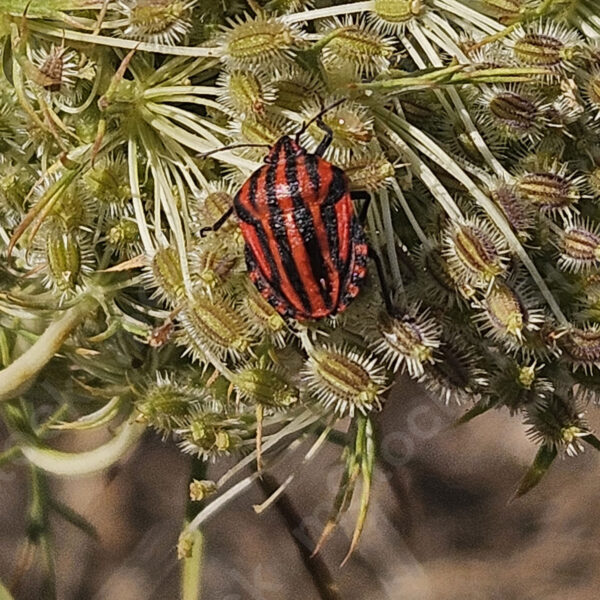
[201,102,383,321]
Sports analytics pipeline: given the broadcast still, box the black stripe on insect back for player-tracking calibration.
[321,167,348,271]
[305,153,321,196]
[265,156,312,313]
[246,168,261,209]
[235,198,286,299]
[282,138,332,309]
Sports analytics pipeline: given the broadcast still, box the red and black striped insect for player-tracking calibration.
[201,107,380,320]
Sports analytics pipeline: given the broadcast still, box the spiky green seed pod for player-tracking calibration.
[475,280,543,347]
[265,0,314,13]
[237,113,288,146]
[302,101,373,162]
[136,374,198,434]
[343,154,395,192]
[119,0,195,45]
[220,15,303,68]
[320,17,395,77]
[151,246,186,303]
[421,341,487,405]
[46,228,83,294]
[413,245,458,306]
[107,218,140,253]
[482,0,522,22]
[217,71,276,117]
[43,179,91,230]
[232,365,299,408]
[190,239,242,289]
[242,286,287,347]
[442,219,509,288]
[180,292,253,361]
[371,0,422,32]
[83,157,131,215]
[176,410,245,459]
[273,67,323,110]
[302,345,387,416]
[583,68,600,118]
[373,305,441,377]
[525,396,589,456]
[511,22,580,72]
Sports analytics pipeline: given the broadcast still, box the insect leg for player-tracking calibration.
[351,191,371,223]
[199,207,234,237]
[368,246,395,314]
[314,118,333,157]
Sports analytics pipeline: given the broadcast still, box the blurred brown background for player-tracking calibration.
[1,379,599,600]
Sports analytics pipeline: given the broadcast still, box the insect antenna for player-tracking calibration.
[294,98,346,144]
[198,143,271,159]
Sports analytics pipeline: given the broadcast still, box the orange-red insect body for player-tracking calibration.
[234,136,368,320]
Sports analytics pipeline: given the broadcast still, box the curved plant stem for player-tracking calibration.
[258,472,342,600]
[20,418,145,476]
[0,296,97,402]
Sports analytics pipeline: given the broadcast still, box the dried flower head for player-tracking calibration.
[29,44,79,95]
[189,479,217,501]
